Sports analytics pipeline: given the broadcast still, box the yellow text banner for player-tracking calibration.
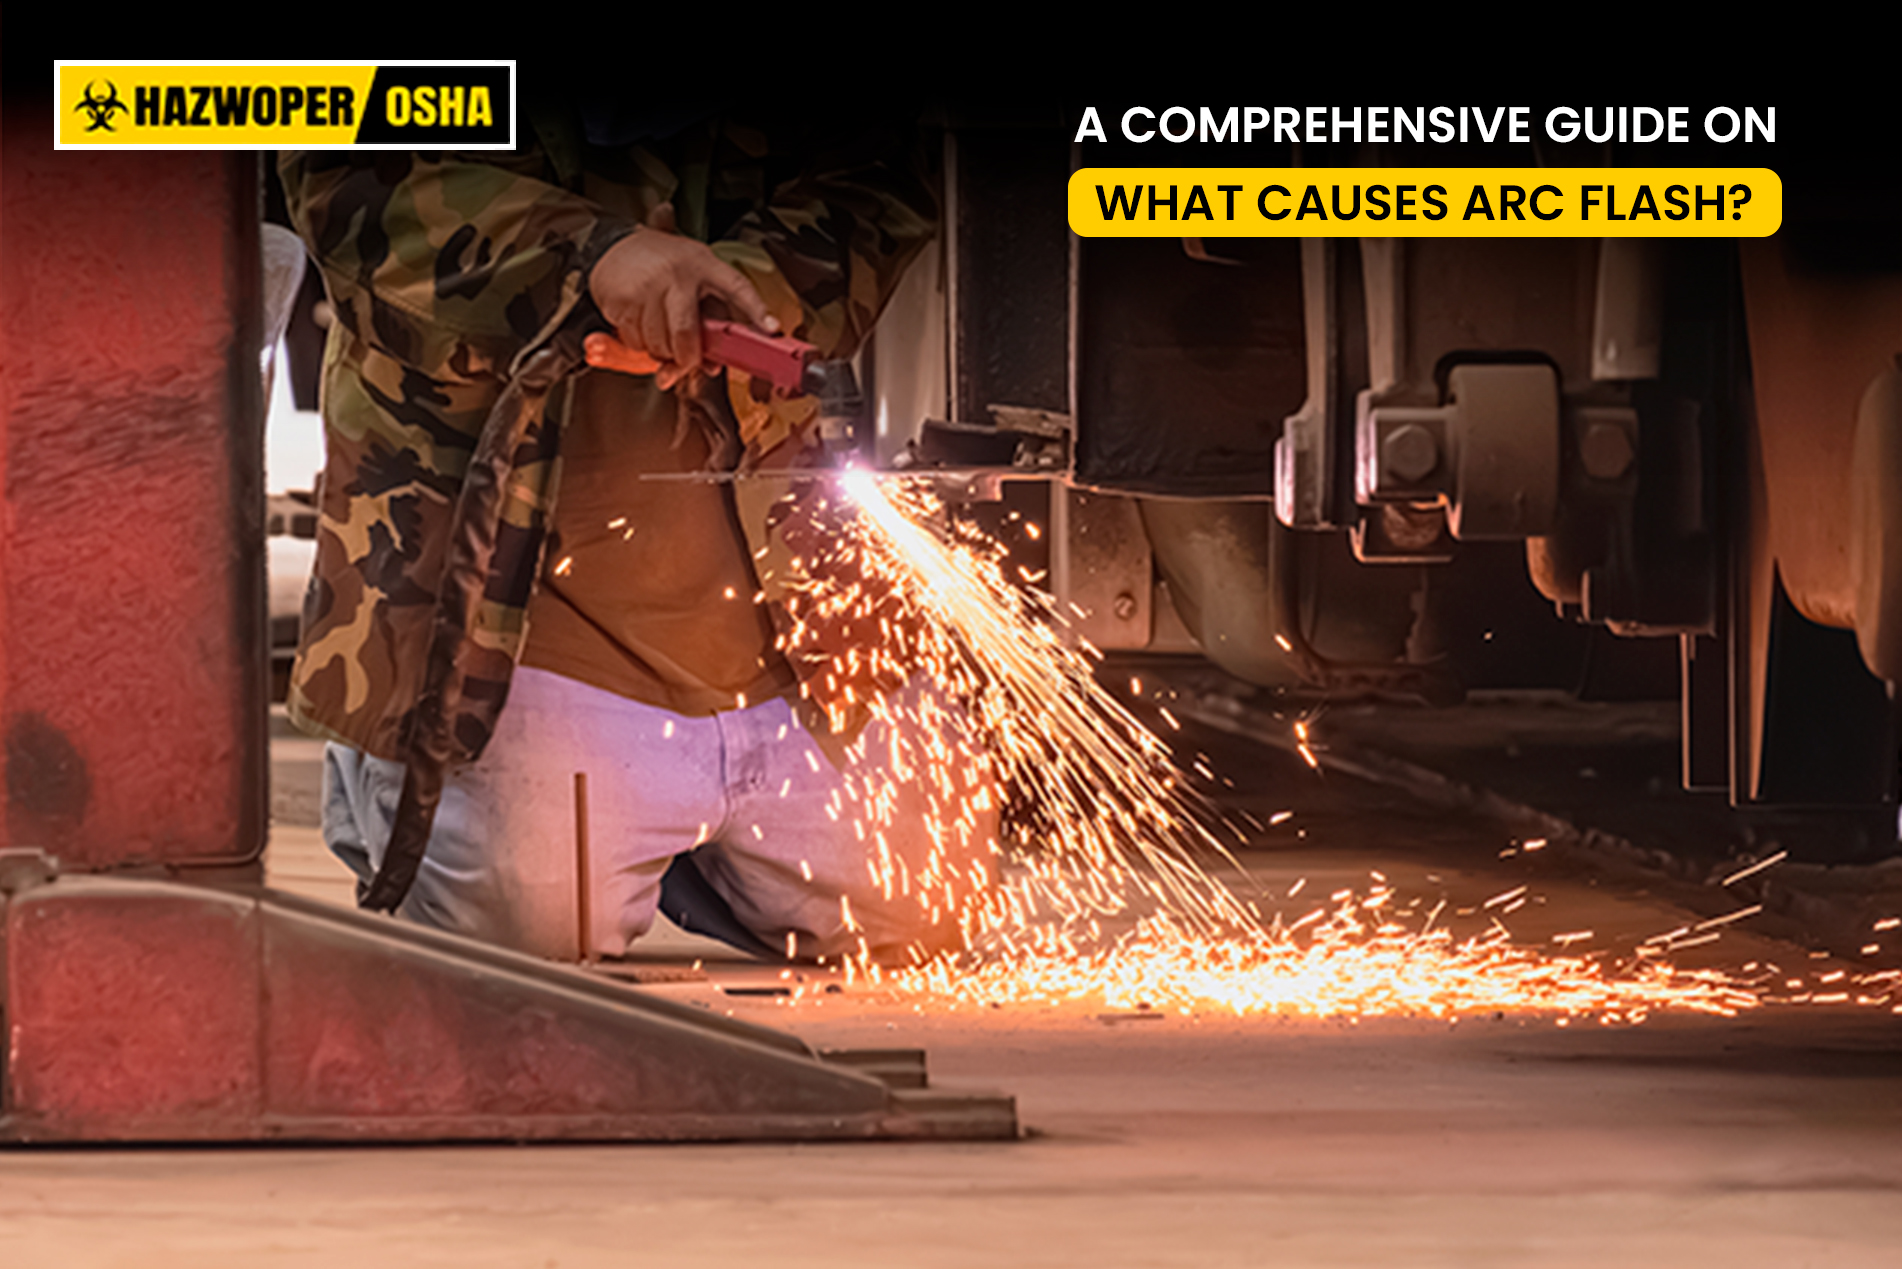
[1069,168,1782,237]
[56,63,512,149]
[60,65,379,146]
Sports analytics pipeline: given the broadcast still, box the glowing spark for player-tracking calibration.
[1269,811,1294,826]
[1693,905,1762,932]
[1720,851,1787,887]
[554,556,574,576]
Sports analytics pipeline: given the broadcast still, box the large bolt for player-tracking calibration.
[1580,420,1635,480]
[1112,592,1138,620]
[1381,422,1440,484]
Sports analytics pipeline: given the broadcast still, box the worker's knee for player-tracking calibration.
[698,787,1000,966]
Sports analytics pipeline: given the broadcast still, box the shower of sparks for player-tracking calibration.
[875,906,1764,1023]
[773,472,1255,952]
[753,473,1888,1023]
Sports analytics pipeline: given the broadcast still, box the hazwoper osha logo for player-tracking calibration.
[55,61,514,149]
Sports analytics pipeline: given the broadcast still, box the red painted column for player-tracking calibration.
[1,100,265,870]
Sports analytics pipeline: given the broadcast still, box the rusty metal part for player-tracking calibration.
[2,124,266,872]
[0,874,1017,1143]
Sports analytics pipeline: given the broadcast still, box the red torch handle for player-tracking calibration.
[700,319,814,393]
[583,320,815,395]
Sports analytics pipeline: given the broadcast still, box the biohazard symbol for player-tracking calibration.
[75,80,128,133]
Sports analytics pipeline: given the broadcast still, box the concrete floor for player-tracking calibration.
[3,1002,1898,1266]
[4,709,1900,1266]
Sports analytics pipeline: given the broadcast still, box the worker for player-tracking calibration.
[279,103,986,966]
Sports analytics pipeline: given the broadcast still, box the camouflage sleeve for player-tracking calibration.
[280,150,635,381]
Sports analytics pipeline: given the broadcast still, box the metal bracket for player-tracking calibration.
[0,875,1017,1144]
[1356,363,1562,541]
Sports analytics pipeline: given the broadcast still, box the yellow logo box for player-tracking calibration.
[56,62,514,149]
[1070,168,1782,237]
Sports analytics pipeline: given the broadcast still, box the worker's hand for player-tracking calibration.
[588,203,779,389]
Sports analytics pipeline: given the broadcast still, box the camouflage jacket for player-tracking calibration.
[279,111,938,770]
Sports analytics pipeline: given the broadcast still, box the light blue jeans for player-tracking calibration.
[323,668,983,963]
